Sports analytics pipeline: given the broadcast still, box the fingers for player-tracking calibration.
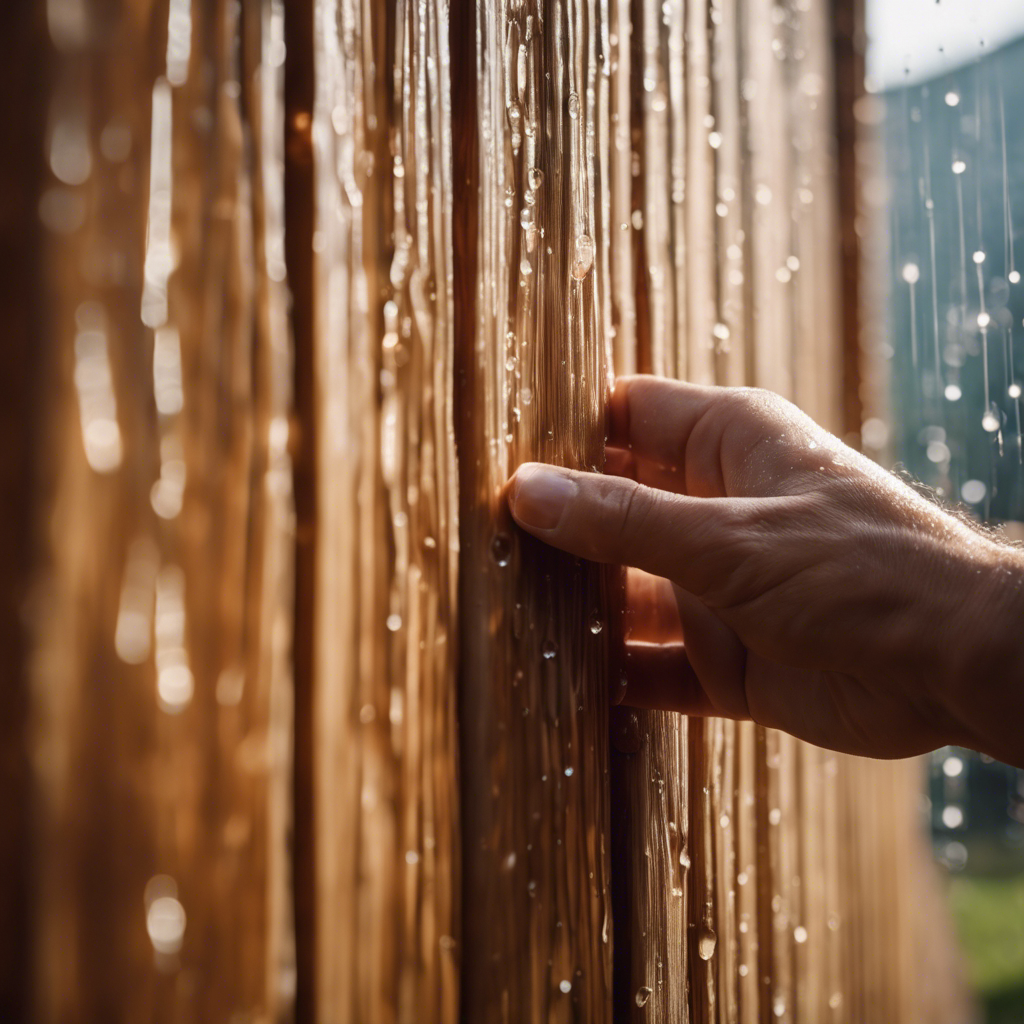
[608,376,738,496]
[620,642,716,714]
[623,568,682,644]
[671,586,750,718]
[608,375,820,498]
[508,462,747,593]
[621,641,750,720]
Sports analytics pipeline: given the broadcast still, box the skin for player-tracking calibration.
[507,375,1024,767]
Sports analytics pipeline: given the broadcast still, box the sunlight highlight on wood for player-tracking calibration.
[4,0,973,1021]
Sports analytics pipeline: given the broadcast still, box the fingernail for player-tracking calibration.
[511,464,577,531]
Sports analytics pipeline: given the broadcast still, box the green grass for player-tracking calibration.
[947,872,1024,1021]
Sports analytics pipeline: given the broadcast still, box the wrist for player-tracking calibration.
[940,539,1024,766]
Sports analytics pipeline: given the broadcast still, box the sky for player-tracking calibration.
[867,0,1024,89]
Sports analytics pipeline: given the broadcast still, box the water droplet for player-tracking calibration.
[901,262,920,284]
[564,766,574,777]
[589,613,603,634]
[520,207,534,230]
[567,92,580,118]
[982,408,1001,433]
[773,997,786,1017]
[697,927,717,960]
[679,849,691,869]
[147,895,186,954]
[1010,270,1021,284]
[952,159,966,175]
[635,986,653,1007]
[794,925,808,943]
[944,384,962,402]
[829,992,842,1009]
[528,167,544,190]
[521,386,533,405]
[520,258,533,277]
[386,613,402,632]
[571,234,594,279]
[542,640,558,660]
[768,807,782,826]
[944,91,960,107]
[1009,383,1021,399]
[559,979,572,994]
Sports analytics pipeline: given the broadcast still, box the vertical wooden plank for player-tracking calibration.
[456,0,614,1018]
[30,1,295,1020]
[308,0,459,1019]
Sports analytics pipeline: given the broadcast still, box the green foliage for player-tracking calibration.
[947,872,1024,1001]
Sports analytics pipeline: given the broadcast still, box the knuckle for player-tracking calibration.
[589,478,656,565]
[613,480,650,544]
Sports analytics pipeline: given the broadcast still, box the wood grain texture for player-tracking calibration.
[455,0,615,1020]
[29,1,294,1020]
[309,0,460,1021]
[9,1,974,1022]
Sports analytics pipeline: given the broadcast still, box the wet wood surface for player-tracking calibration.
[1,0,972,1022]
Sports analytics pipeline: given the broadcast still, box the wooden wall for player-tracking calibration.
[1,0,970,1021]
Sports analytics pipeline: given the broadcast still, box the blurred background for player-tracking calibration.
[866,2,1024,1019]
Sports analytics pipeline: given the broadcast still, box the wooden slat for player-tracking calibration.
[456,0,615,1019]
[308,0,460,1020]
[29,2,294,1019]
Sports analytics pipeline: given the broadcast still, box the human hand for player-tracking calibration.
[507,376,1024,764]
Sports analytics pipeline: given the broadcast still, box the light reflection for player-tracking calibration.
[73,303,123,473]
[153,326,184,415]
[155,565,193,713]
[941,805,964,829]
[147,896,186,954]
[151,434,186,519]
[166,0,192,87]
[47,0,88,50]
[142,80,174,329]
[49,111,92,186]
[960,479,987,504]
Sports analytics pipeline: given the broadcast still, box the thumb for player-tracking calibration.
[507,462,753,596]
